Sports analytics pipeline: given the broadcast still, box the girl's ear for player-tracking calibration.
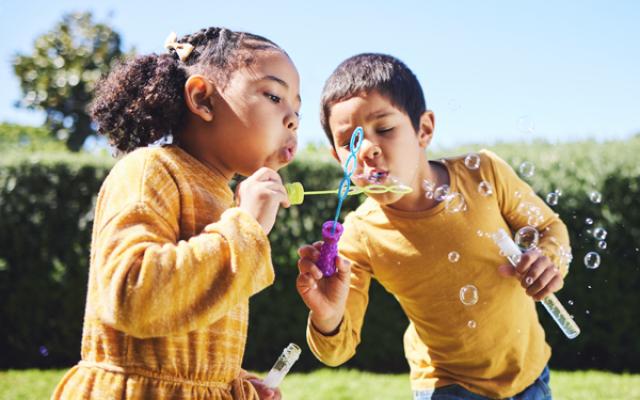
[417,111,435,149]
[184,75,216,122]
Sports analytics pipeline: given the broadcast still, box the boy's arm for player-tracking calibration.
[485,150,572,276]
[303,214,374,366]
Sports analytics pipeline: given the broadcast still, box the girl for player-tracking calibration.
[52,27,300,399]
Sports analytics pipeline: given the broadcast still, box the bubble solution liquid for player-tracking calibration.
[263,343,302,388]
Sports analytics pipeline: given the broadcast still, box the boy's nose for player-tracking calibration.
[358,139,382,161]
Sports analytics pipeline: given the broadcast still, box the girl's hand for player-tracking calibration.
[498,248,564,301]
[296,242,351,334]
[236,167,290,235]
[247,378,281,400]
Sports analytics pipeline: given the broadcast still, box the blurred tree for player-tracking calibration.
[12,12,127,151]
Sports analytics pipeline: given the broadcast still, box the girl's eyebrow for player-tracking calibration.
[260,75,302,104]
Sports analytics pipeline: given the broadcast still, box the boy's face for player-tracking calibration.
[328,91,434,206]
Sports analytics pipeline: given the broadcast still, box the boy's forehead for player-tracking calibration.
[330,92,399,127]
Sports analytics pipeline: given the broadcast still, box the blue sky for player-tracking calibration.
[1,0,639,150]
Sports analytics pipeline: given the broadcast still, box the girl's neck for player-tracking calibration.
[177,130,235,181]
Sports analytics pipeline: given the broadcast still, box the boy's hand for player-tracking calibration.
[247,378,281,400]
[498,248,564,301]
[296,242,351,334]
[236,167,290,235]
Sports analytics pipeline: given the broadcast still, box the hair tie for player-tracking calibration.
[164,32,195,62]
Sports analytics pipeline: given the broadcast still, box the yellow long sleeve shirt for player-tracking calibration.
[307,150,571,398]
[53,146,273,399]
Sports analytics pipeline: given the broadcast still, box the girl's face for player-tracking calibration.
[211,50,300,176]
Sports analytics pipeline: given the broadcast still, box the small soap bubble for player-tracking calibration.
[525,276,534,286]
[444,192,467,214]
[597,240,607,250]
[434,185,450,202]
[448,251,460,263]
[476,230,485,237]
[586,310,591,315]
[514,190,522,199]
[584,252,601,269]
[467,320,477,329]
[546,192,559,206]
[464,153,481,170]
[589,191,602,204]
[519,161,535,178]
[515,226,539,251]
[593,227,607,241]
[39,346,49,357]
[585,218,593,225]
[478,181,493,196]
[568,300,574,306]
[422,179,435,199]
[517,115,535,133]
[460,285,479,306]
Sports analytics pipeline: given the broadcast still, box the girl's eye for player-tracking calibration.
[265,93,281,103]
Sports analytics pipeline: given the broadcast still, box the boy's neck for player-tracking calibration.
[387,157,450,212]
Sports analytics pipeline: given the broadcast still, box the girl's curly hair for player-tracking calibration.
[91,27,282,153]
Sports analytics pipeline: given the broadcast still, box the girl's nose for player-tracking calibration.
[284,110,299,132]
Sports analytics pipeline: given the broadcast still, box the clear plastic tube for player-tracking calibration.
[263,343,302,388]
[495,229,580,339]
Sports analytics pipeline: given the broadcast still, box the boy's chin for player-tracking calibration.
[365,192,404,206]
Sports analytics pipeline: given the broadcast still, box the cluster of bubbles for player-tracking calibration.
[516,201,545,227]
[422,180,467,214]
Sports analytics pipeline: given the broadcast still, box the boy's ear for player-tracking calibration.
[417,111,435,148]
[330,145,340,162]
[184,75,215,122]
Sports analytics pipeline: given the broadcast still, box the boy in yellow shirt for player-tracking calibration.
[295,53,571,399]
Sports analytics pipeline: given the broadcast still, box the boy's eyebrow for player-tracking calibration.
[260,75,302,104]
[365,109,394,121]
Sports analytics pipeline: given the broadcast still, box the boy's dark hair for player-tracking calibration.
[91,27,282,153]
[320,53,426,147]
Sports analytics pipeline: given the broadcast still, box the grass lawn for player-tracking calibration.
[1,368,638,399]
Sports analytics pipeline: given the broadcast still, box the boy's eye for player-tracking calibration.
[265,93,281,103]
[377,127,393,134]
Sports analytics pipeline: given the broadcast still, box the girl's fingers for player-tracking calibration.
[497,264,515,277]
[336,256,351,275]
[296,272,318,294]
[534,274,563,300]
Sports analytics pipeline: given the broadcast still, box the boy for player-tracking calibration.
[295,53,570,399]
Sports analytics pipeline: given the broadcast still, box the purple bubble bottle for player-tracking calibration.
[317,220,344,277]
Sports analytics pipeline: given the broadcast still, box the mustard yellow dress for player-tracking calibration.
[53,146,274,399]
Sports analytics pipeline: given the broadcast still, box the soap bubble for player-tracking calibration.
[39,346,49,357]
[589,191,602,204]
[422,179,435,199]
[478,181,493,197]
[515,226,540,251]
[460,285,479,306]
[464,153,480,170]
[448,251,460,263]
[593,227,607,241]
[434,185,450,202]
[519,161,535,178]
[517,115,535,133]
[467,320,477,329]
[585,218,593,225]
[597,241,607,250]
[444,192,467,214]
[546,192,559,206]
[584,252,601,269]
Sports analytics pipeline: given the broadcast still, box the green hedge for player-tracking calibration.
[1,137,639,373]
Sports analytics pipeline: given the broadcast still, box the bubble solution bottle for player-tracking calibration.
[492,229,580,339]
[263,343,302,389]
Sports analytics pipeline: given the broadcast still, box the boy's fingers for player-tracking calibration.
[526,267,556,297]
[336,256,351,274]
[298,244,320,259]
[497,264,515,277]
[521,257,549,288]
[515,249,541,275]
[296,272,318,294]
[297,258,323,280]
